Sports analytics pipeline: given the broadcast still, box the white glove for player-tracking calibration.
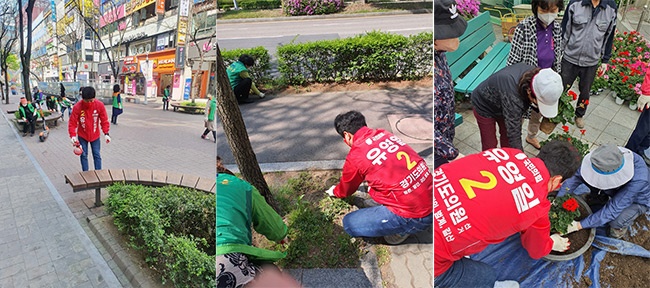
[638,95,650,111]
[600,63,608,75]
[105,135,111,144]
[71,136,78,145]
[563,220,582,235]
[259,92,266,99]
[325,185,336,197]
[550,234,570,252]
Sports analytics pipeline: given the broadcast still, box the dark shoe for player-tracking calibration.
[384,233,409,245]
[201,135,207,140]
[30,133,34,137]
[608,227,628,239]
[22,133,27,137]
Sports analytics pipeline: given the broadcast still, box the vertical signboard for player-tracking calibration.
[156,0,165,15]
[183,78,192,100]
[175,46,186,69]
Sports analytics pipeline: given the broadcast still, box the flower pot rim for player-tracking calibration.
[542,194,596,262]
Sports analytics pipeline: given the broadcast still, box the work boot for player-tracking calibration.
[575,117,585,129]
[608,227,628,239]
[494,280,520,288]
[525,136,541,150]
[384,233,409,245]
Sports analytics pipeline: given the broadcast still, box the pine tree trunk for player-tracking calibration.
[216,44,280,213]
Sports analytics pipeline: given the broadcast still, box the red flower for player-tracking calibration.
[580,129,586,135]
[568,137,572,141]
[630,84,634,88]
[568,90,578,100]
[585,100,589,105]
[562,198,580,212]
[562,125,569,133]
[623,76,629,83]
[624,31,628,35]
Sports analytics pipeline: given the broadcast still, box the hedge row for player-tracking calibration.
[276,31,433,85]
[221,46,272,83]
[283,0,344,16]
[218,0,282,10]
[106,184,215,287]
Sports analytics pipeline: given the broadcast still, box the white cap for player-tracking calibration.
[532,68,563,118]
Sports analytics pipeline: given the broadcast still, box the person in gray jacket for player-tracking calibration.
[471,65,563,151]
[561,0,617,129]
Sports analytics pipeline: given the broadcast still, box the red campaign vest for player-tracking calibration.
[433,148,553,276]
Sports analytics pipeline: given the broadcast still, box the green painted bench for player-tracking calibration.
[447,12,512,95]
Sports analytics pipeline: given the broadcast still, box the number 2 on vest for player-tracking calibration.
[397,152,417,170]
[458,171,497,199]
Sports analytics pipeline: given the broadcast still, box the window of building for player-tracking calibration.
[86,54,93,61]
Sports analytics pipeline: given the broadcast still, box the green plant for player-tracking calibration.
[549,194,581,235]
[597,30,649,104]
[283,0,344,16]
[540,125,591,157]
[548,88,576,125]
[179,101,206,107]
[221,46,272,85]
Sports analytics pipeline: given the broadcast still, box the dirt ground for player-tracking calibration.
[277,77,432,95]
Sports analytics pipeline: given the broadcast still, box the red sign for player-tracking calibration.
[156,0,165,15]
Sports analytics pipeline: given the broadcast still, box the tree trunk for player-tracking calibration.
[4,69,10,104]
[19,0,35,102]
[216,44,280,213]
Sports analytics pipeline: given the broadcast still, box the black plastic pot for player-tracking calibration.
[543,195,596,262]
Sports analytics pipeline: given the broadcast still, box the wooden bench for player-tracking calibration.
[447,12,512,95]
[14,111,63,128]
[170,102,205,114]
[64,169,215,207]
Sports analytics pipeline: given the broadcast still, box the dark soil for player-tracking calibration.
[276,77,432,95]
[549,204,591,255]
[597,215,650,288]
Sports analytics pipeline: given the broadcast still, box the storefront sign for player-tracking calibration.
[173,72,181,88]
[175,46,186,69]
[179,0,191,17]
[123,56,137,65]
[176,17,188,46]
[154,57,175,73]
[125,0,156,16]
[156,34,168,51]
[156,0,165,15]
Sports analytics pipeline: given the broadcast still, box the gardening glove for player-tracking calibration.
[638,95,650,111]
[325,185,336,197]
[105,134,111,144]
[259,92,266,99]
[564,220,582,235]
[278,236,289,245]
[599,63,608,76]
[70,136,78,145]
[550,234,570,252]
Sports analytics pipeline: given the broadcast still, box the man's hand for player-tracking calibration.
[638,95,650,111]
[105,135,111,144]
[564,220,582,235]
[325,185,336,197]
[71,136,78,145]
[550,234,570,252]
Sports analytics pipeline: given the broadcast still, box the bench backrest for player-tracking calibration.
[446,12,496,80]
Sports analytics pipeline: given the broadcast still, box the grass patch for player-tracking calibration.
[254,172,361,268]
[374,245,391,268]
[218,2,430,20]
[179,101,206,107]
[218,9,284,19]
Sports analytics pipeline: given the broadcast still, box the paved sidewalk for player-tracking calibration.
[0,109,120,287]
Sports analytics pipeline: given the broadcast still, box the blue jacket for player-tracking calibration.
[557,153,650,228]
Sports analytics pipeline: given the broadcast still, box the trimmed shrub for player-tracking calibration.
[283,0,344,16]
[218,0,282,9]
[221,46,272,84]
[277,31,433,85]
[106,184,215,287]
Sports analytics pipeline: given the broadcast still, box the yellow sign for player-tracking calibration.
[176,17,188,46]
[125,0,156,15]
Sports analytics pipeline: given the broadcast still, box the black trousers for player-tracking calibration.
[626,108,650,156]
[561,59,599,118]
[162,99,169,110]
[22,119,35,134]
[233,78,252,102]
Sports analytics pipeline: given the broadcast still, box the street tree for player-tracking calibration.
[186,2,216,102]
[0,4,17,103]
[70,0,126,81]
[216,43,280,213]
[18,0,36,102]
[56,12,84,81]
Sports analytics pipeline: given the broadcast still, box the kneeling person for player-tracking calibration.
[326,110,433,245]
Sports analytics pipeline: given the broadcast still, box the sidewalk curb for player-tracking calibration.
[217,9,432,23]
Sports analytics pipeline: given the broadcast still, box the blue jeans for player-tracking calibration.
[79,137,102,171]
[626,108,650,156]
[610,203,648,229]
[434,257,497,288]
[342,205,432,237]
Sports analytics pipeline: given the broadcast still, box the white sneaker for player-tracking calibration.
[384,233,409,245]
[493,280,520,288]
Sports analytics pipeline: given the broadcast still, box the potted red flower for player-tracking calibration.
[544,193,596,262]
[540,87,576,134]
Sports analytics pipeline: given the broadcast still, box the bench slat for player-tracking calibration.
[79,171,102,189]
[181,174,200,190]
[95,170,113,185]
[449,26,496,80]
[466,43,511,94]
[195,177,215,193]
[152,170,167,186]
[137,169,153,185]
[108,169,125,182]
[166,172,183,186]
[123,169,139,183]
[447,18,493,67]
[454,42,510,94]
[65,173,87,191]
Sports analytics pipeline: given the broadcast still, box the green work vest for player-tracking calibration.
[18,104,35,119]
[226,61,248,90]
[216,173,287,263]
[208,99,216,121]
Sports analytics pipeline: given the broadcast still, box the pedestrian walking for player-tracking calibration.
[162,85,170,111]
[434,0,468,168]
[471,65,563,151]
[68,87,111,171]
[435,141,580,288]
[560,0,617,128]
[111,84,123,125]
[226,54,265,104]
[325,111,433,245]
[507,0,565,149]
[201,94,216,143]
